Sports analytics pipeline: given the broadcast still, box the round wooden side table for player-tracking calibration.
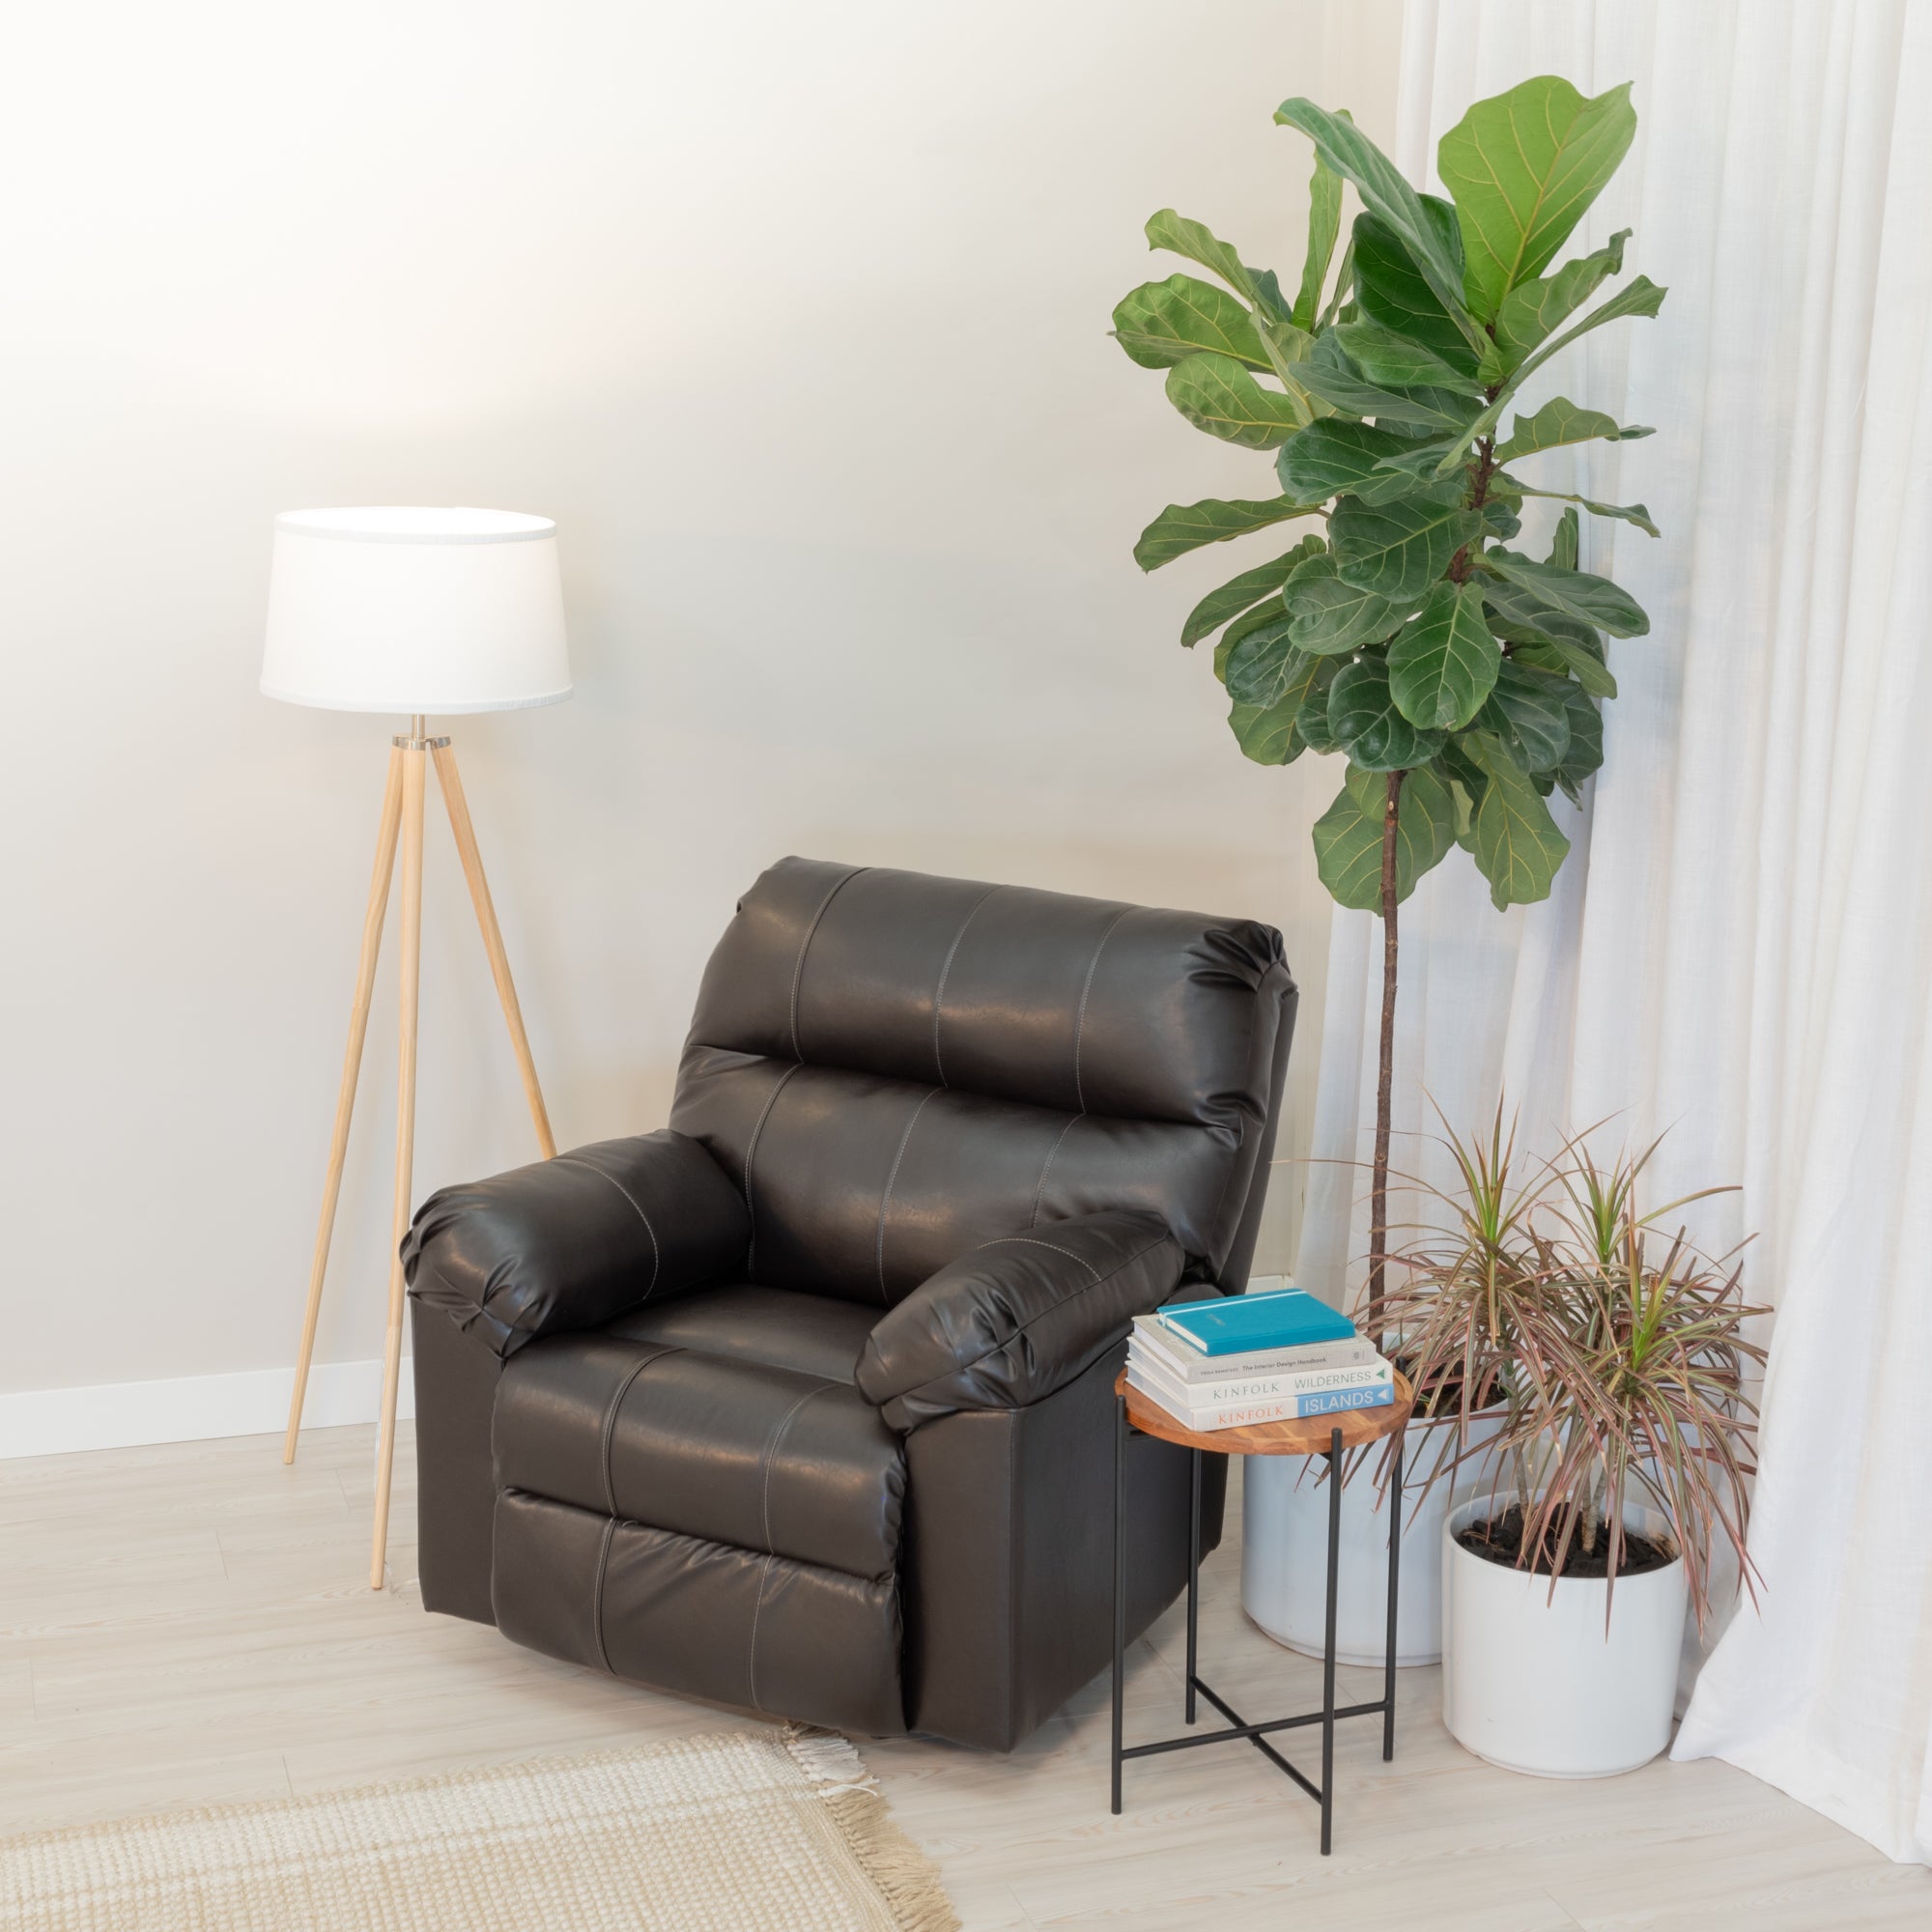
[1111,1368,1416,1855]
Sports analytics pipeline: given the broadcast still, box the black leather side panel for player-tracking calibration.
[903,1342,1225,1750]
[493,1490,905,1737]
[410,1295,503,1625]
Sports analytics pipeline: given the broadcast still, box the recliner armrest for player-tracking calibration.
[403,1130,750,1358]
[855,1210,1185,1432]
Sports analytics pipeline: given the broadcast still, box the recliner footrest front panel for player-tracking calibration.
[492,1489,907,1737]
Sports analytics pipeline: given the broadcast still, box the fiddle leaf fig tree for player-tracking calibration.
[1115,76,1662,1330]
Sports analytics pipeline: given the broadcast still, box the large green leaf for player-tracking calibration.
[1492,397,1654,463]
[1463,732,1572,907]
[1550,682,1605,802]
[1387,581,1500,728]
[1276,99,1480,351]
[1134,496,1319,570]
[1165,352,1307,447]
[1113,274,1269,371]
[1473,660,1573,771]
[1291,131,1346,331]
[1327,659,1448,770]
[1179,537,1324,647]
[1352,213,1480,374]
[1226,626,1327,710]
[1481,573,1576,643]
[1513,629,1617,698]
[1283,555,1413,654]
[1331,321,1480,394]
[1144,209,1283,312]
[1229,696,1304,766]
[1493,230,1631,361]
[1214,586,1313,683]
[1290,337,1480,433]
[1276,420,1436,502]
[1548,505,1579,570]
[1295,657,1347,752]
[1436,78,1637,322]
[1431,274,1668,479]
[1311,764,1457,912]
[1331,494,1483,601]
[1507,479,1660,538]
[1482,547,1649,635]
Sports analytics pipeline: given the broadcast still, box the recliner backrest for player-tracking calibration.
[669,858,1296,1307]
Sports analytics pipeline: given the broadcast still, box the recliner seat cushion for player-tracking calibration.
[605,1283,876,1383]
[495,1325,903,1581]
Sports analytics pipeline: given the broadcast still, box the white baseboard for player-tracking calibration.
[0,1357,415,1461]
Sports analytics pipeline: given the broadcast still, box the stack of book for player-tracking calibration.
[1126,1288,1394,1433]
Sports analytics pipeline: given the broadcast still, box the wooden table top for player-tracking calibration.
[1115,1368,1415,1457]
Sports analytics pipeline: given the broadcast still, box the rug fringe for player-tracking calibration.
[783,1728,962,1932]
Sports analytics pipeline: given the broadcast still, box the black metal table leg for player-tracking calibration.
[1320,1425,1342,1856]
[1108,1385,1407,1855]
[1184,1447,1201,1724]
[1383,1425,1405,1761]
[1111,1393,1127,1815]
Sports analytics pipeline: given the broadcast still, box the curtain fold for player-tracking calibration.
[1299,0,1932,1863]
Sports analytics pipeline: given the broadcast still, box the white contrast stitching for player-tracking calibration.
[599,1346,678,1516]
[789,867,866,1061]
[876,1090,939,1302]
[1073,907,1133,1113]
[742,1063,804,1279]
[932,886,1000,1087]
[746,1382,826,1711]
[978,1234,1103,1281]
[1029,1115,1081,1228]
[554,1156,663,1298]
[589,1515,618,1674]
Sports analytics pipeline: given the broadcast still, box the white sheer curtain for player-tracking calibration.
[1295,0,1932,1864]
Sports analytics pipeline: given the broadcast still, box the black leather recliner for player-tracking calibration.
[403,858,1296,1749]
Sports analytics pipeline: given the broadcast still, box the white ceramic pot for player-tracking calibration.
[1241,1409,1504,1667]
[1440,1492,1689,1777]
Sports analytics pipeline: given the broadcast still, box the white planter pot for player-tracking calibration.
[1241,1409,1503,1667]
[1440,1492,1689,1777]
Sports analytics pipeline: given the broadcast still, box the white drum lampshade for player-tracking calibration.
[262,506,571,715]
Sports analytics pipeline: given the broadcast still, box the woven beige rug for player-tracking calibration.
[0,1726,958,1932]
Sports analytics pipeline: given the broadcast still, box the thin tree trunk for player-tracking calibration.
[1363,768,1406,1338]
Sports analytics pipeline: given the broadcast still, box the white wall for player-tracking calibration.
[0,1,1398,1406]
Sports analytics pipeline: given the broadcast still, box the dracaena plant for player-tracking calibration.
[1378,1115,1765,1618]
[1113,77,1662,1330]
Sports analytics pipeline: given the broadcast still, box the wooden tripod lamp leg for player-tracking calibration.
[431,741,557,1158]
[284,747,406,1464]
[371,733,428,1590]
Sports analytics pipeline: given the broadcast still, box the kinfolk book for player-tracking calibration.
[1127,1344,1393,1411]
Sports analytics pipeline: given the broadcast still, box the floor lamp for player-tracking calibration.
[262,506,571,1589]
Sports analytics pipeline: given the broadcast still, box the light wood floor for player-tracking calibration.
[1,1422,1923,1930]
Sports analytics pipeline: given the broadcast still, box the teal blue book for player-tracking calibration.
[1156,1289,1356,1357]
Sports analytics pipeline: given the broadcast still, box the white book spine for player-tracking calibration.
[1126,1368,1395,1431]
[1129,1318,1377,1383]
[1127,1349,1392,1405]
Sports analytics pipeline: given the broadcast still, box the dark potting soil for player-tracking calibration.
[1456,1504,1676,1580]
